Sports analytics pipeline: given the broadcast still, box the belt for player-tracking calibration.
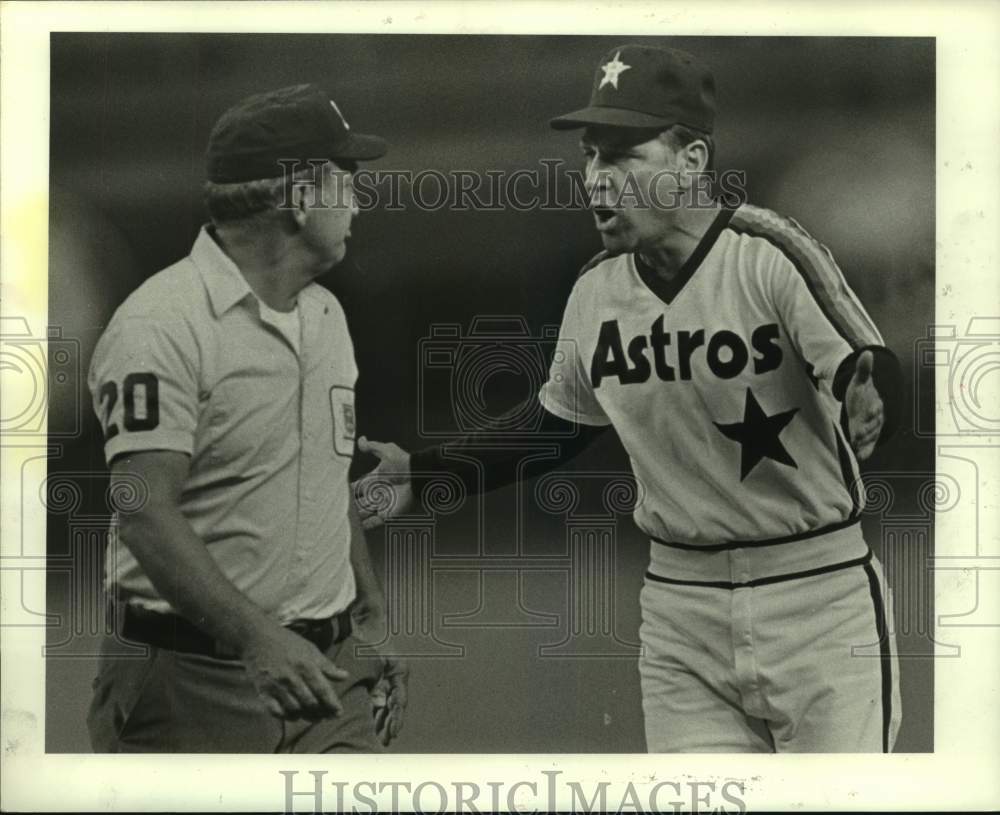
[118,604,353,661]
[645,548,873,589]
[646,519,870,585]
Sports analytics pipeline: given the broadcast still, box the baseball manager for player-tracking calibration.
[359,45,903,753]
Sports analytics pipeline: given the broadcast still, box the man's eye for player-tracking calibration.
[587,148,618,163]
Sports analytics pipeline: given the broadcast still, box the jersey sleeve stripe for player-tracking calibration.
[730,207,882,350]
[577,248,613,279]
[833,419,863,518]
[738,207,883,344]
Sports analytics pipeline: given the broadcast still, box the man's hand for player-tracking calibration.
[845,350,885,462]
[240,624,349,721]
[371,656,409,746]
[344,595,408,746]
[351,594,386,644]
[346,592,409,746]
[354,437,414,530]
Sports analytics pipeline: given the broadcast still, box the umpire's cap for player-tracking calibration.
[551,45,715,133]
[207,84,387,183]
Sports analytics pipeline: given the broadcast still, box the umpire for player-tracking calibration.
[86,84,406,752]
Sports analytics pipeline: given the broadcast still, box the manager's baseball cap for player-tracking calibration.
[206,83,387,183]
[550,45,715,132]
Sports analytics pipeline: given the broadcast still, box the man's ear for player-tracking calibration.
[684,140,710,174]
[288,181,314,229]
[673,140,710,191]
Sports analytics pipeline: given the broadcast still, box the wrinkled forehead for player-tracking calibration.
[580,125,666,151]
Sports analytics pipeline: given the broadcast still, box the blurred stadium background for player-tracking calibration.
[45,34,934,752]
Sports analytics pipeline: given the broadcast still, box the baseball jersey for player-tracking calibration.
[88,226,358,623]
[540,203,884,548]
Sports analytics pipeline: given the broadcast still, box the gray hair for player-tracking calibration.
[662,124,715,172]
[203,161,329,224]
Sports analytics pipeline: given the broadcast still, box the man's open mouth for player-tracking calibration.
[593,207,619,229]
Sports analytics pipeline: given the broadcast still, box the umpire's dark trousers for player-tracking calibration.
[87,625,385,753]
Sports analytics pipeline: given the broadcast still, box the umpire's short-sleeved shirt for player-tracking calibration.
[88,227,358,623]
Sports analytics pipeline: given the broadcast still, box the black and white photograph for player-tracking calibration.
[1,2,998,812]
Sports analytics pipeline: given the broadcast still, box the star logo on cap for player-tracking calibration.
[330,99,350,130]
[599,51,632,90]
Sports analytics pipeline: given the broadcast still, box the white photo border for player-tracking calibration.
[2,1,998,811]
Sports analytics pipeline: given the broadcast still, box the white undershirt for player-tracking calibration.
[258,300,302,356]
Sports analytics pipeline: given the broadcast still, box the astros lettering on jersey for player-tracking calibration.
[540,203,883,549]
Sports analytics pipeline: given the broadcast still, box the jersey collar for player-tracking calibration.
[633,206,736,306]
[191,225,255,317]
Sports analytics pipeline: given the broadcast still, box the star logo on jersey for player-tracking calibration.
[599,52,632,90]
[714,388,799,481]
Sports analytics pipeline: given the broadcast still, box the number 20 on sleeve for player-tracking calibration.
[99,372,161,440]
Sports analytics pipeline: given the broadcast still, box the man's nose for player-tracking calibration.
[585,166,613,202]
